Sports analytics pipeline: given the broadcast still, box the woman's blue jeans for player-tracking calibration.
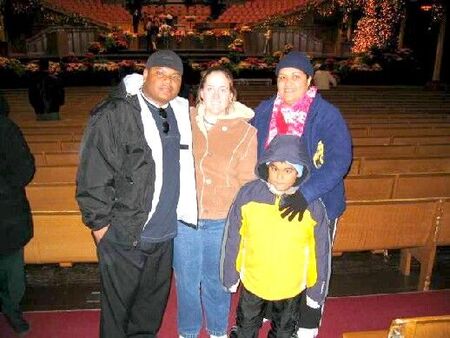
[173,219,231,338]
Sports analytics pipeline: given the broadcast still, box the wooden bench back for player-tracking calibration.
[392,135,450,145]
[32,165,78,184]
[24,133,77,142]
[26,183,78,211]
[345,173,450,201]
[345,175,395,200]
[335,198,441,290]
[25,212,96,264]
[334,199,440,253]
[33,152,79,166]
[22,126,85,135]
[437,199,450,246]
[353,135,450,146]
[353,144,450,157]
[28,141,80,153]
[388,315,450,338]
[342,315,450,338]
[370,126,450,137]
[358,156,450,175]
[393,173,450,199]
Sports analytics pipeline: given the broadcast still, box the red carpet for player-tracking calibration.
[1,289,449,337]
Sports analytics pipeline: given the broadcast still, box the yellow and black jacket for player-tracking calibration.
[220,135,330,304]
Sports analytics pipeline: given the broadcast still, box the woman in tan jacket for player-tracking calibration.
[173,66,257,338]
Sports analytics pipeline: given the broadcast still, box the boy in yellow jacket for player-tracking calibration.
[220,135,330,338]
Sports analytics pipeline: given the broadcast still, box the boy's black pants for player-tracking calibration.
[97,238,173,338]
[235,287,301,338]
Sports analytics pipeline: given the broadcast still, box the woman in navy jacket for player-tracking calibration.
[251,51,352,338]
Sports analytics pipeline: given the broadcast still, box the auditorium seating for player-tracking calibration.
[333,198,443,291]
[44,0,132,30]
[216,0,307,25]
[343,314,450,338]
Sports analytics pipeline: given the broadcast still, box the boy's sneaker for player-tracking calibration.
[295,328,318,338]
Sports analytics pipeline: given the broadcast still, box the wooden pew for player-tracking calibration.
[393,173,450,199]
[343,315,450,338]
[25,212,97,265]
[334,198,441,291]
[24,133,79,142]
[369,126,450,137]
[353,135,450,146]
[349,126,450,138]
[353,144,450,158]
[26,184,78,211]
[21,126,85,135]
[28,141,80,153]
[358,156,450,175]
[32,152,79,166]
[31,165,78,184]
[437,199,450,246]
[344,175,395,200]
[344,173,450,201]
[392,135,450,145]
[400,199,450,281]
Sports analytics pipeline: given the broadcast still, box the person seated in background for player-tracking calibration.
[221,135,330,338]
[28,59,65,121]
[0,92,35,337]
[313,64,337,90]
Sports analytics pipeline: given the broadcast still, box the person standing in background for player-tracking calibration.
[173,66,257,338]
[0,92,35,337]
[28,59,65,121]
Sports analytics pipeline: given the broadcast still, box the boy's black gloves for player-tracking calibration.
[279,190,308,222]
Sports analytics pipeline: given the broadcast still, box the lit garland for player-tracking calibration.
[352,0,404,53]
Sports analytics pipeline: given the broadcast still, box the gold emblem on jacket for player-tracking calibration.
[313,141,324,168]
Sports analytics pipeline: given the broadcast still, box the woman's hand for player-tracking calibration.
[279,190,308,222]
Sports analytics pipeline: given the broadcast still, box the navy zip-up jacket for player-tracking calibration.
[252,93,352,220]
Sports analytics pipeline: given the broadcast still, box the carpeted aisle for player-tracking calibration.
[1,289,449,337]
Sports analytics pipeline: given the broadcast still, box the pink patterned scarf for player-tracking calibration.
[265,86,317,148]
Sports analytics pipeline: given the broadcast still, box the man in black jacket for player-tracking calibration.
[0,93,35,336]
[76,50,189,338]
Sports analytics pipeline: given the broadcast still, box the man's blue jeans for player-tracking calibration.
[173,219,231,338]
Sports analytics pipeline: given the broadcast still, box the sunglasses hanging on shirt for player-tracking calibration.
[158,108,170,134]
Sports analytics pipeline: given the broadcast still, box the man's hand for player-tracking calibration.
[92,225,110,244]
[279,190,308,222]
